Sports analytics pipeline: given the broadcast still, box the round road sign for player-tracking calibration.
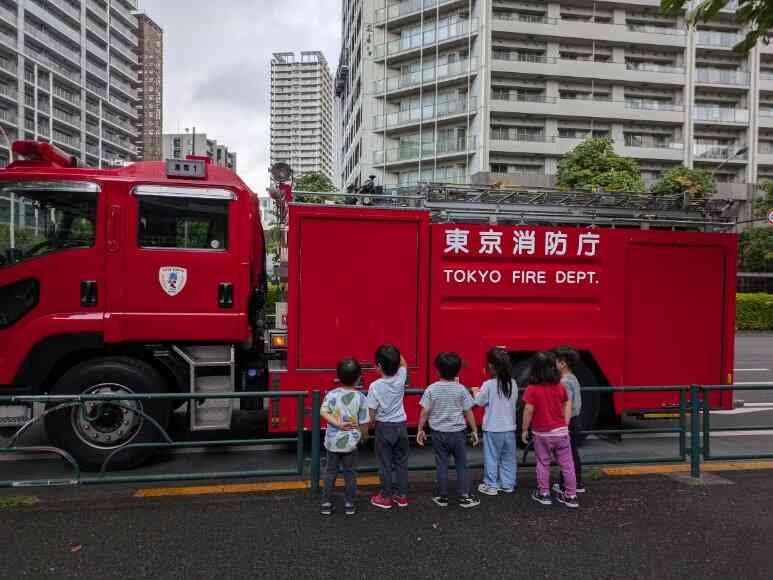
[768,208,773,225]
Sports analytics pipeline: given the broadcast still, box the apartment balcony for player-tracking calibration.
[695,67,749,88]
[48,0,82,22]
[87,0,108,22]
[103,113,134,133]
[25,1,80,44]
[24,46,81,83]
[491,13,686,49]
[111,77,138,101]
[374,96,476,130]
[110,17,137,45]
[86,143,100,157]
[0,2,16,26]
[53,109,82,130]
[25,26,81,67]
[490,134,560,156]
[693,106,749,125]
[490,54,686,86]
[372,18,478,62]
[373,58,477,96]
[695,30,742,49]
[106,96,137,118]
[692,143,747,161]
[87,39,108,62]
[52,85,81,107]
[110,57,137,81]
[0,55,16,76]
[0,26,15,49]
[759,109,773,129]
[87,62,108,82]
[622,140,686,162]
[373,136,476,166]
[86,122,99,137]
[0,82,16,102]
[52,131,80,149]
[110,39,138,65]
[757,142,773,166]
[0,108,17,125]
[488,94,685,124]
[490,134,684,161]
[374,0,467,27]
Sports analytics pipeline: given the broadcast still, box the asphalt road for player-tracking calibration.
[2,470,773,580]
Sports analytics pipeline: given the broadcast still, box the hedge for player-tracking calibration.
[736,293,773,331]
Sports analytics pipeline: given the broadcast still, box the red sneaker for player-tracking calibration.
[393,495,409,508]
[370,494,393,510]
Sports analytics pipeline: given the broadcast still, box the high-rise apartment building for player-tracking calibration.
[162,131,237,171]
[0,0,139,167]
[136,11,162,161]
[270,51,334,180]
[337,0,773,195]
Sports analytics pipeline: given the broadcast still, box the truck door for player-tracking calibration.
[106,184,244,343]
[0,181,104,387]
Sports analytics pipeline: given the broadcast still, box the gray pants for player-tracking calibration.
[432,429,469,497]
[375,421,409,498]
[322,449,358,505]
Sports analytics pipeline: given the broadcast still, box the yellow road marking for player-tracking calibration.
[133,475,381,498]
[603,460,773,477]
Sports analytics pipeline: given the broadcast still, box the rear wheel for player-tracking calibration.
[44,357,171,471]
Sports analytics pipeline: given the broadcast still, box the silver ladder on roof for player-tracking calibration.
[289,183,740,231]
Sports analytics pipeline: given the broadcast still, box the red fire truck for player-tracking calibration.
[0,142,738,469]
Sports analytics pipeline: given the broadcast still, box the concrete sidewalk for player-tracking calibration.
[1,469,772,580]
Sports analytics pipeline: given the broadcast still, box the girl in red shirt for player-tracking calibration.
[522,351,578,508]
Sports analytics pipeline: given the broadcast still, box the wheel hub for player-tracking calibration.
[72,384,144,450]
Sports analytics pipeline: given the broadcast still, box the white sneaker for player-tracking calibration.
[477,483,498,496]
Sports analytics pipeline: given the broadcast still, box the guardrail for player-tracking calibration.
[0,391,307,488]
[2,384,772,493]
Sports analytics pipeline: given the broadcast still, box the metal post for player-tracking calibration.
[309,390,321,496]
[678,388,687,459]
[702,387,711,461]
[9,192,14,249]
[690,384,701,479]
[295,395,305,476]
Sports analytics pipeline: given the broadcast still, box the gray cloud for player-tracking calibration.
[140,0,340,194]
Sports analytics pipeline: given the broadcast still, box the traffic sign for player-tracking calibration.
[768,208,773,225]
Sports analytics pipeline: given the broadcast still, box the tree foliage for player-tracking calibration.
[556,138,645,193]
[737,184,772,273]
[660,0,773,52]
[649,166,716,197]
[293,172,335,203]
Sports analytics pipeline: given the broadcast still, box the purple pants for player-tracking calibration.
[534,433,576,496]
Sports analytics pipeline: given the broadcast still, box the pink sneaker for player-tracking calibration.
[392,495,409,508]
[370,494,393,510]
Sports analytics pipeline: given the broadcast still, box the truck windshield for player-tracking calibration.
[0,188,97,267]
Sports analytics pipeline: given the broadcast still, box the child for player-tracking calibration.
[521,351,579,508]
[417,352,480,509]
[367,345,409,509]
[552,346,586,495]
[472,347,518,496]
[320,358,369,516]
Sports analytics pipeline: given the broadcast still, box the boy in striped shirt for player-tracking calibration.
[417,352,480,509]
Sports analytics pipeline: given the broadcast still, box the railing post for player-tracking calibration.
[678,388,687,460]
[309,390,321,497]
[702,387,711,461]
[295,394,305,476]
[690,384,702,479]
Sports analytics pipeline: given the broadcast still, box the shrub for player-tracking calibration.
[736,293,773,331]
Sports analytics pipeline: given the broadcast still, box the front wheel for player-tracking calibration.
[44,357,171,471]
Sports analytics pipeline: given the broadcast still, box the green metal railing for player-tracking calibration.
[0,391,307,488]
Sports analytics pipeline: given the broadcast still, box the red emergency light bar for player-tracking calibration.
[12,140,77,168]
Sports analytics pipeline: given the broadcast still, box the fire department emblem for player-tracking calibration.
[159,267,188,296]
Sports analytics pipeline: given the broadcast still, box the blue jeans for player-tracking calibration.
[483,431,517,490]
[432,429,470,497]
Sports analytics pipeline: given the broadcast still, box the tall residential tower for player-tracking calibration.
[270,51,334,180]
[0,0,140,167]
[136,11,162,161]
[337,0,771,196]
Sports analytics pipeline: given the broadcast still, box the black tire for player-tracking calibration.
[44,356,171,471]
[513,356,600,447]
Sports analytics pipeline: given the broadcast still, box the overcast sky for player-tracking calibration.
[139,0,340,195]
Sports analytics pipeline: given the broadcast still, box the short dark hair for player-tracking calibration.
[528,351,561,385]
[336,357,362,387]
[434,351,462,381]
[374,344,401,377]
[552,346,580,371]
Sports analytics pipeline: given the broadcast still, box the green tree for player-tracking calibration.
[650,166,716,198]
[660,0,773,52]
[738,184,772,273]
[556,138,645,193]
[293,172,335,203]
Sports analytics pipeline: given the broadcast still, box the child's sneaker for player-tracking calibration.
[370,494,393,510]
[432,495,449,507]
[458,495,481,509]
[477,483,498,496]
[552,482,586,495]
[555,490,579,508]
[320,502,334,516]
[344,503,357,516]
[531,489,553,506]
[392,495,409,508]
[575,484,587,494]
[498,486,515,494]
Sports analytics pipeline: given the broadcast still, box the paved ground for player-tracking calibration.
[2,469,773,580]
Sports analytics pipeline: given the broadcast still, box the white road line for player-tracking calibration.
[741,403,773,408]
[734,369,770,372]
[733,382,773,386]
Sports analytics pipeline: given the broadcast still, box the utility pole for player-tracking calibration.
[192,126,196,156]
